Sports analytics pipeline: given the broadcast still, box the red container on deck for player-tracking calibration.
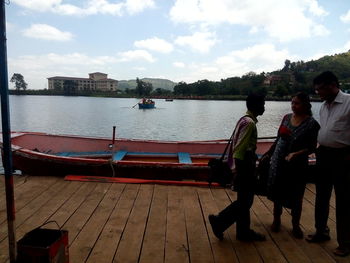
[17,228,69,263]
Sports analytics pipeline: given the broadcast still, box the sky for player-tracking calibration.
[5,0,350,90]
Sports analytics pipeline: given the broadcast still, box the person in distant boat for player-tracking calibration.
[208,93,266,242]
[306,71,350,257]
[266,92,320,239]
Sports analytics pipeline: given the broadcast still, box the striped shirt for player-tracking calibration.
[231,111,258,160]
[318,90,350,148]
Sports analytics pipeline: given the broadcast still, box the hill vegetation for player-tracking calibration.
[10,51,350,99]
[172,51,350,99]
[118,78,176,91]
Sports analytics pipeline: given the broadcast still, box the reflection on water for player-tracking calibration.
[1,95,322,141]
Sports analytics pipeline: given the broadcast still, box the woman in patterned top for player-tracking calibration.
[267,92,320,238]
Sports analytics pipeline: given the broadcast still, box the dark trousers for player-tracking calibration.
[273,197,304,226]
[315,146,350,247]
[216,154,256,236]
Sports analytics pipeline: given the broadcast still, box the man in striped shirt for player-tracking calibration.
[208,93,266,242]
[306,71,350,257]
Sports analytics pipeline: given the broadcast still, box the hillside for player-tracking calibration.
[273,50,350,84]
[118,78,177,91]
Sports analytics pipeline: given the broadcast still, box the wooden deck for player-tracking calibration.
[0,175,349,263]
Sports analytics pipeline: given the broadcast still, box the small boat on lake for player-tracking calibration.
[1,132,275,183]
[138,98,155,109]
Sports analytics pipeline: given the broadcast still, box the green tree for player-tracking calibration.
[152,88,171,96]
[10,73,27,90]
[173,81,188,95]
[274,85,289,97]
[282,59,291,71]
[136,78,153,96]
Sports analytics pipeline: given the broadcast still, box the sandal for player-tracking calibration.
[333,246,350,257]
[292,226,304,239]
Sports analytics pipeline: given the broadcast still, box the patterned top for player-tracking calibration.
[267,113,320,207]
[269,113,320,185]
[231,111,258,161]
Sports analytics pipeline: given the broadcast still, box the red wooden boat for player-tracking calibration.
[1,132,274,182]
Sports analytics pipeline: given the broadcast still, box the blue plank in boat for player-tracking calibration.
[178,152,192,164]
[56,151,110,156]
[112,150,128,161]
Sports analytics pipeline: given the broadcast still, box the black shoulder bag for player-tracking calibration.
[207,116,248,187]
[207,133,234,187]
[255,137,278,196]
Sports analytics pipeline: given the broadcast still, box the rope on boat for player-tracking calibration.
[109,126,116,177]
[108,159,116,177]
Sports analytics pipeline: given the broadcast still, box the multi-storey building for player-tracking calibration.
[48,72,118,91]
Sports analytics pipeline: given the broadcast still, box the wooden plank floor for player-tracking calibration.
[0,175,349,263]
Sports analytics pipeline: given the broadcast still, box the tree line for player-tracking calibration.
[9,51,350,98]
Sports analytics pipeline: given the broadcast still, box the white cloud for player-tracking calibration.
[124,0,155,15]
[10,53,116,70]
[308,41,350,61]
[308,0,328,16]
[173,62,185,68]
[344,41,350,51]
[117,50,155,62]
[173,43,296,83]
[170,0,329,42]
[6,22,14,31]
[175,31,218,53]
[311,24,330,37]
[12,0,155,16]
[133,66,146,71]
[22,24,73,41]
[340,10,350,23]
[134,37,174,53]
[8,52,118,89]
[12,0,62,11]
[215,43,295,75]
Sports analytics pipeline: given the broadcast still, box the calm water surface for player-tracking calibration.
[2,95,322,141]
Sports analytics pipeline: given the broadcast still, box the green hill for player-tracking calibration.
[118,78,177,91]
[274,50,350,86]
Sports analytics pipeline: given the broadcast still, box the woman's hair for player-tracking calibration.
[293,92,312,116]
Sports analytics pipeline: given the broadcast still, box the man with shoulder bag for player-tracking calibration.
[208,93,266,242]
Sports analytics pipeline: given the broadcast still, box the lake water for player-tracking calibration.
[0,95,322,141]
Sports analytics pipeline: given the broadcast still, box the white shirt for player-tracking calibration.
[317,90,350,148]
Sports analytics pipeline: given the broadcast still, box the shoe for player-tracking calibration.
[306,230,330,243]
[237,230,266,242]
[333,246,350,257]
[292,226,304,239]
[271,220,281,233]
[208,214,224,240]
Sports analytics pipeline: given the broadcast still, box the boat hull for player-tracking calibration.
[10,150,210,180]
[1,132,274,182]
[138,103,155,109]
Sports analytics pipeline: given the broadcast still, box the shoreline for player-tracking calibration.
[8,90,322,102]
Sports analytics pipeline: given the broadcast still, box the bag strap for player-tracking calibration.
[220,130,235,160]
[220,114,252,160]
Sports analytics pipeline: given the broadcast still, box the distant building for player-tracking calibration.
[263,74,283,86]
[48,72,118,91]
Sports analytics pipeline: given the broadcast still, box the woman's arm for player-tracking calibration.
[285,149,308,161]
